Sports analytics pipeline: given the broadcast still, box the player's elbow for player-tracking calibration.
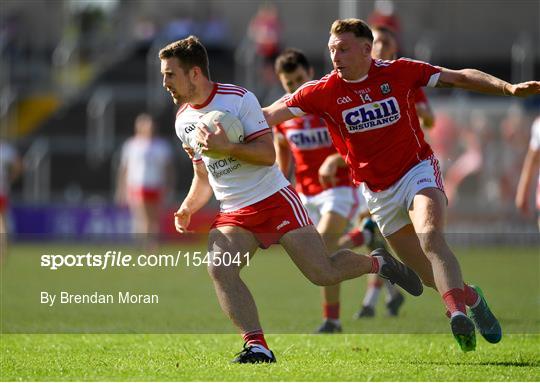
[259,150,276,166]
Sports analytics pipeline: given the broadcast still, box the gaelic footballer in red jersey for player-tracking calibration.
[264,18,539,352]
[160,36,422,363]
[273,49,369,334]
[342,23,436,319]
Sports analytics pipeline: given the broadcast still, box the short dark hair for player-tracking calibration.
[274,48,311,75]
[330,18,373,42]
[158,35,210,79]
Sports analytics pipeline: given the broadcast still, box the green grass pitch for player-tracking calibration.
[1,242,539,381]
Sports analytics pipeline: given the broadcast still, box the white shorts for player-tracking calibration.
[361,155,445,237]
[299,186,366,226]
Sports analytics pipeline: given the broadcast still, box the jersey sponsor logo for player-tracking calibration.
[341,97,400,133]
[207,157,242,179]
[285,127,332,150]
[337,96,353,104]
[276,220,290,230]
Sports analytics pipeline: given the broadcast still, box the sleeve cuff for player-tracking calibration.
[288,106,306,117]
[427,72,441,88]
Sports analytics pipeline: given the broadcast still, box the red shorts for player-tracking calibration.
[0,195,7,212]
[211,185,313,249]
[128,187,162,204]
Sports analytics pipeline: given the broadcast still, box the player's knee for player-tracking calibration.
[417,230,445,256]
[207,262,238,282]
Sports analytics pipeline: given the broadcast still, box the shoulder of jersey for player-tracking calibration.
[294,74,333,94]
[216,83,248,97]
[373,58,396,68]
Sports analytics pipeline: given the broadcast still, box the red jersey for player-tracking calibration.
[275,112,353,196]
[286,58,441,192]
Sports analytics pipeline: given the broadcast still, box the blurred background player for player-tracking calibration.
[0,138,22,262]
[272,48,373,333]
[516,115,540,229]
[116,113,174,247]
[339,23,436,319]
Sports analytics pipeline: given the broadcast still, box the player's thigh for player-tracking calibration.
[385,224,435,287]
[408,187,447,234]
[208,225,259,271]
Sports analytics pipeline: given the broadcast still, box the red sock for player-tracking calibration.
[347,228,365,247]
[323,302,340,320]
[370,256,380,273]
[442,288,466,315]
[242,330,268,349]
[463,284,479,306]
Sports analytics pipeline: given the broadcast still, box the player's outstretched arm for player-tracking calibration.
[263,98,296,126]
[174,163,213,233]
[436,67,540,97]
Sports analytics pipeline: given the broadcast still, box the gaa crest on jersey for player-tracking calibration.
[380,83,391,95]
[341,96,400,133]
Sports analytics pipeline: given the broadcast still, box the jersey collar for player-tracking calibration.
[189,82,218,109]
[339,59,373,83]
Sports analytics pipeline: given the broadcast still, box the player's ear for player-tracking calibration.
[362,40,372,57]
[189,66,201,81]
[308,67,315,79]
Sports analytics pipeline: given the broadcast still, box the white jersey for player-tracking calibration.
[120,137,172,189]
[0,140,18,196]
[175,83,289,212]
[530,116,540,208]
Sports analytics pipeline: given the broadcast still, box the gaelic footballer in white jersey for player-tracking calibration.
[175,83,289,212]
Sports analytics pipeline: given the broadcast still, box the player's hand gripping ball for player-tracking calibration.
[197,110,245,159]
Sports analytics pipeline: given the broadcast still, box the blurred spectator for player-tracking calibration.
[499,104,530,207]
[0,138,22,261]
[515,115,540,228]
[443,110,484,206]
[116,114,174,247]
[368,0,401,35]
[248,3,281,63]
[428,112,460,172]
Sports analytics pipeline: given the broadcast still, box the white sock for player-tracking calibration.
[363,286,381,308]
